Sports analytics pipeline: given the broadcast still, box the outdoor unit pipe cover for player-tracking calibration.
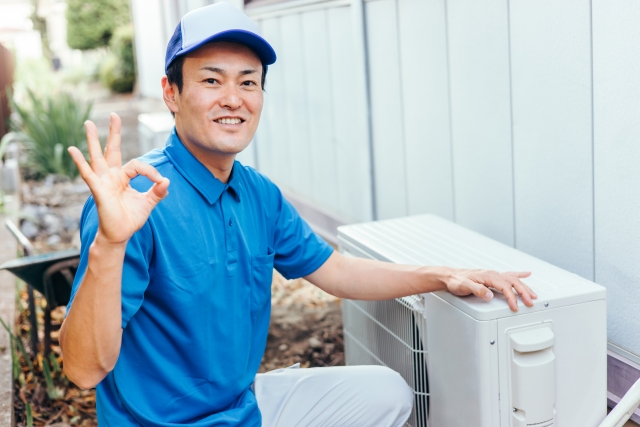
[509,325,556,427]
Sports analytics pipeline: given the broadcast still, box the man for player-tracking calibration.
[60,3,536,426]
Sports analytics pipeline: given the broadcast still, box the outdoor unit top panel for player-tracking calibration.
[337,214,605,321]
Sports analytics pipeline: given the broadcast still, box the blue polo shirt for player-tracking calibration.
[67,129,334,426]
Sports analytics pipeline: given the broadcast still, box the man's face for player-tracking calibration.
[166,41,264,157]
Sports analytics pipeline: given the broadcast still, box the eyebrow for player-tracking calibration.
[200,66,257,76]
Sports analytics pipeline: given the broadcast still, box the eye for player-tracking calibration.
[204,78,219,85]
[242,80,257,87]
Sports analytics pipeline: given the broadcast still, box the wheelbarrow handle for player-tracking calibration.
[5,220,35,256]
[599,377,640,427]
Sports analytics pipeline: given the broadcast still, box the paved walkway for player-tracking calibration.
[0,194,18,426]
[90,93,167,163]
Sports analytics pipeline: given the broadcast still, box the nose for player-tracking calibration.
[219,84,243,110]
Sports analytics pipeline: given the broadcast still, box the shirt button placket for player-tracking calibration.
[221,189,239,276]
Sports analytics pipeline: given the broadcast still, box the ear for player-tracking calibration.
[162,76,179,115]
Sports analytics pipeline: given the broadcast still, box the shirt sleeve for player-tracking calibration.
[269,185,334,280]
[66,197,154,329]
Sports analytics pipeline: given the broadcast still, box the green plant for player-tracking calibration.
[66,0,130,50]
[11,90,91,179]
[0,315,33,374]
[100,25,136,93]
[42,358,64,399]
[25,402,33,427]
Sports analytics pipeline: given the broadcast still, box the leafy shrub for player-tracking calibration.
[11,90,91,179]
[66,0,130,50]
[100,25,136,93]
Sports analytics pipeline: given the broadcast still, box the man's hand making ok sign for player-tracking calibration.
[67,113,170,246]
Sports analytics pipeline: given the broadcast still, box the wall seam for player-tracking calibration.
[394,0,409,216]
[324,8,340,214]
[352,0,378,220]
[443,0,456,223]
[296,14,314,202]
[589,0,596,281]
[506,0,517,248]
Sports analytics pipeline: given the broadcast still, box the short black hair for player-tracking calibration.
[166,55,267,94]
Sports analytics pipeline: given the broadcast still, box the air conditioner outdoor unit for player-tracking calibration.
[338,215,607,427]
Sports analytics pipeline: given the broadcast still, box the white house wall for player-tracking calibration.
[251,3,373,224]
[131,0,172,99]
[592,0,640,358]
[134,0,640,358]
[509,0,595,280]
[446,0,515,247]
[397,0,453,221]
[364,0,407,220]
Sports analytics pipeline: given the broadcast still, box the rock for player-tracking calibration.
[46,234,61,246]
[62,215,80,232]
[308,337,323,349]
[20,220,39,240]
[21,204,47,222]
[71,231,81,249]
[64,183,90,195]
[44,174,70,186]
[278,344,288,352]
[323,343,335,355]
[43,213,62,234]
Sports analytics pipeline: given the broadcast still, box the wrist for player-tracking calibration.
[429,266,452,292]
[92,231,128,252]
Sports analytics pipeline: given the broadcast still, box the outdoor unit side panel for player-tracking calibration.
[425,294,497,427]
[496,300,607,427]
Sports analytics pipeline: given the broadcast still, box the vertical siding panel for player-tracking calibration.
[280,14,313,195]
[302,10,338,212]
[260,17,290,184]
[365,0,407,220]
[398,0,453,219]
[446,0,515,245]
[593,0,640,354]
[328,6,373,222]
[510,0,594,279]
[251,20,271,173]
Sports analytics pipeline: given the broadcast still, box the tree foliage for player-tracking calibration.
[66,0,130,50]
[100,25,136,93]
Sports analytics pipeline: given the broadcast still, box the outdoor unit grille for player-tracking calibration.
[339,215,607,427]
[342,296,429,427]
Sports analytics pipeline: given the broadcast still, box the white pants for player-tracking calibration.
[254,365,414,427]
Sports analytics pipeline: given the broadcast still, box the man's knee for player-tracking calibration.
[353,365,414,424]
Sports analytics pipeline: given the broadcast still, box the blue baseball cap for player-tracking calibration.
[165,2,276,74]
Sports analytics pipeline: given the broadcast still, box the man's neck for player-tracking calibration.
[175,129,235,184]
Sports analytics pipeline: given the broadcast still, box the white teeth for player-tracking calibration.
[217,118,242,124]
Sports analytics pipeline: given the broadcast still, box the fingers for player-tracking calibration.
[85,120,109,175]
[122,160,165,183]
[483,273,520,312]
[462,278,494,302]
[67,146,99,189]
[104,113,122,168]
[477,270,537,312]
[503,271,537,302]
[507,277,536,307]
[146,178,170,205]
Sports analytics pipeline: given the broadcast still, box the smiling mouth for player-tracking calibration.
[214,118,244,125]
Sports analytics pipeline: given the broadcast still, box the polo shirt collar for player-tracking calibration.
[164,128,242,204]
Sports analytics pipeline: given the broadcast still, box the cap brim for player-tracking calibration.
[175,29,276,66]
